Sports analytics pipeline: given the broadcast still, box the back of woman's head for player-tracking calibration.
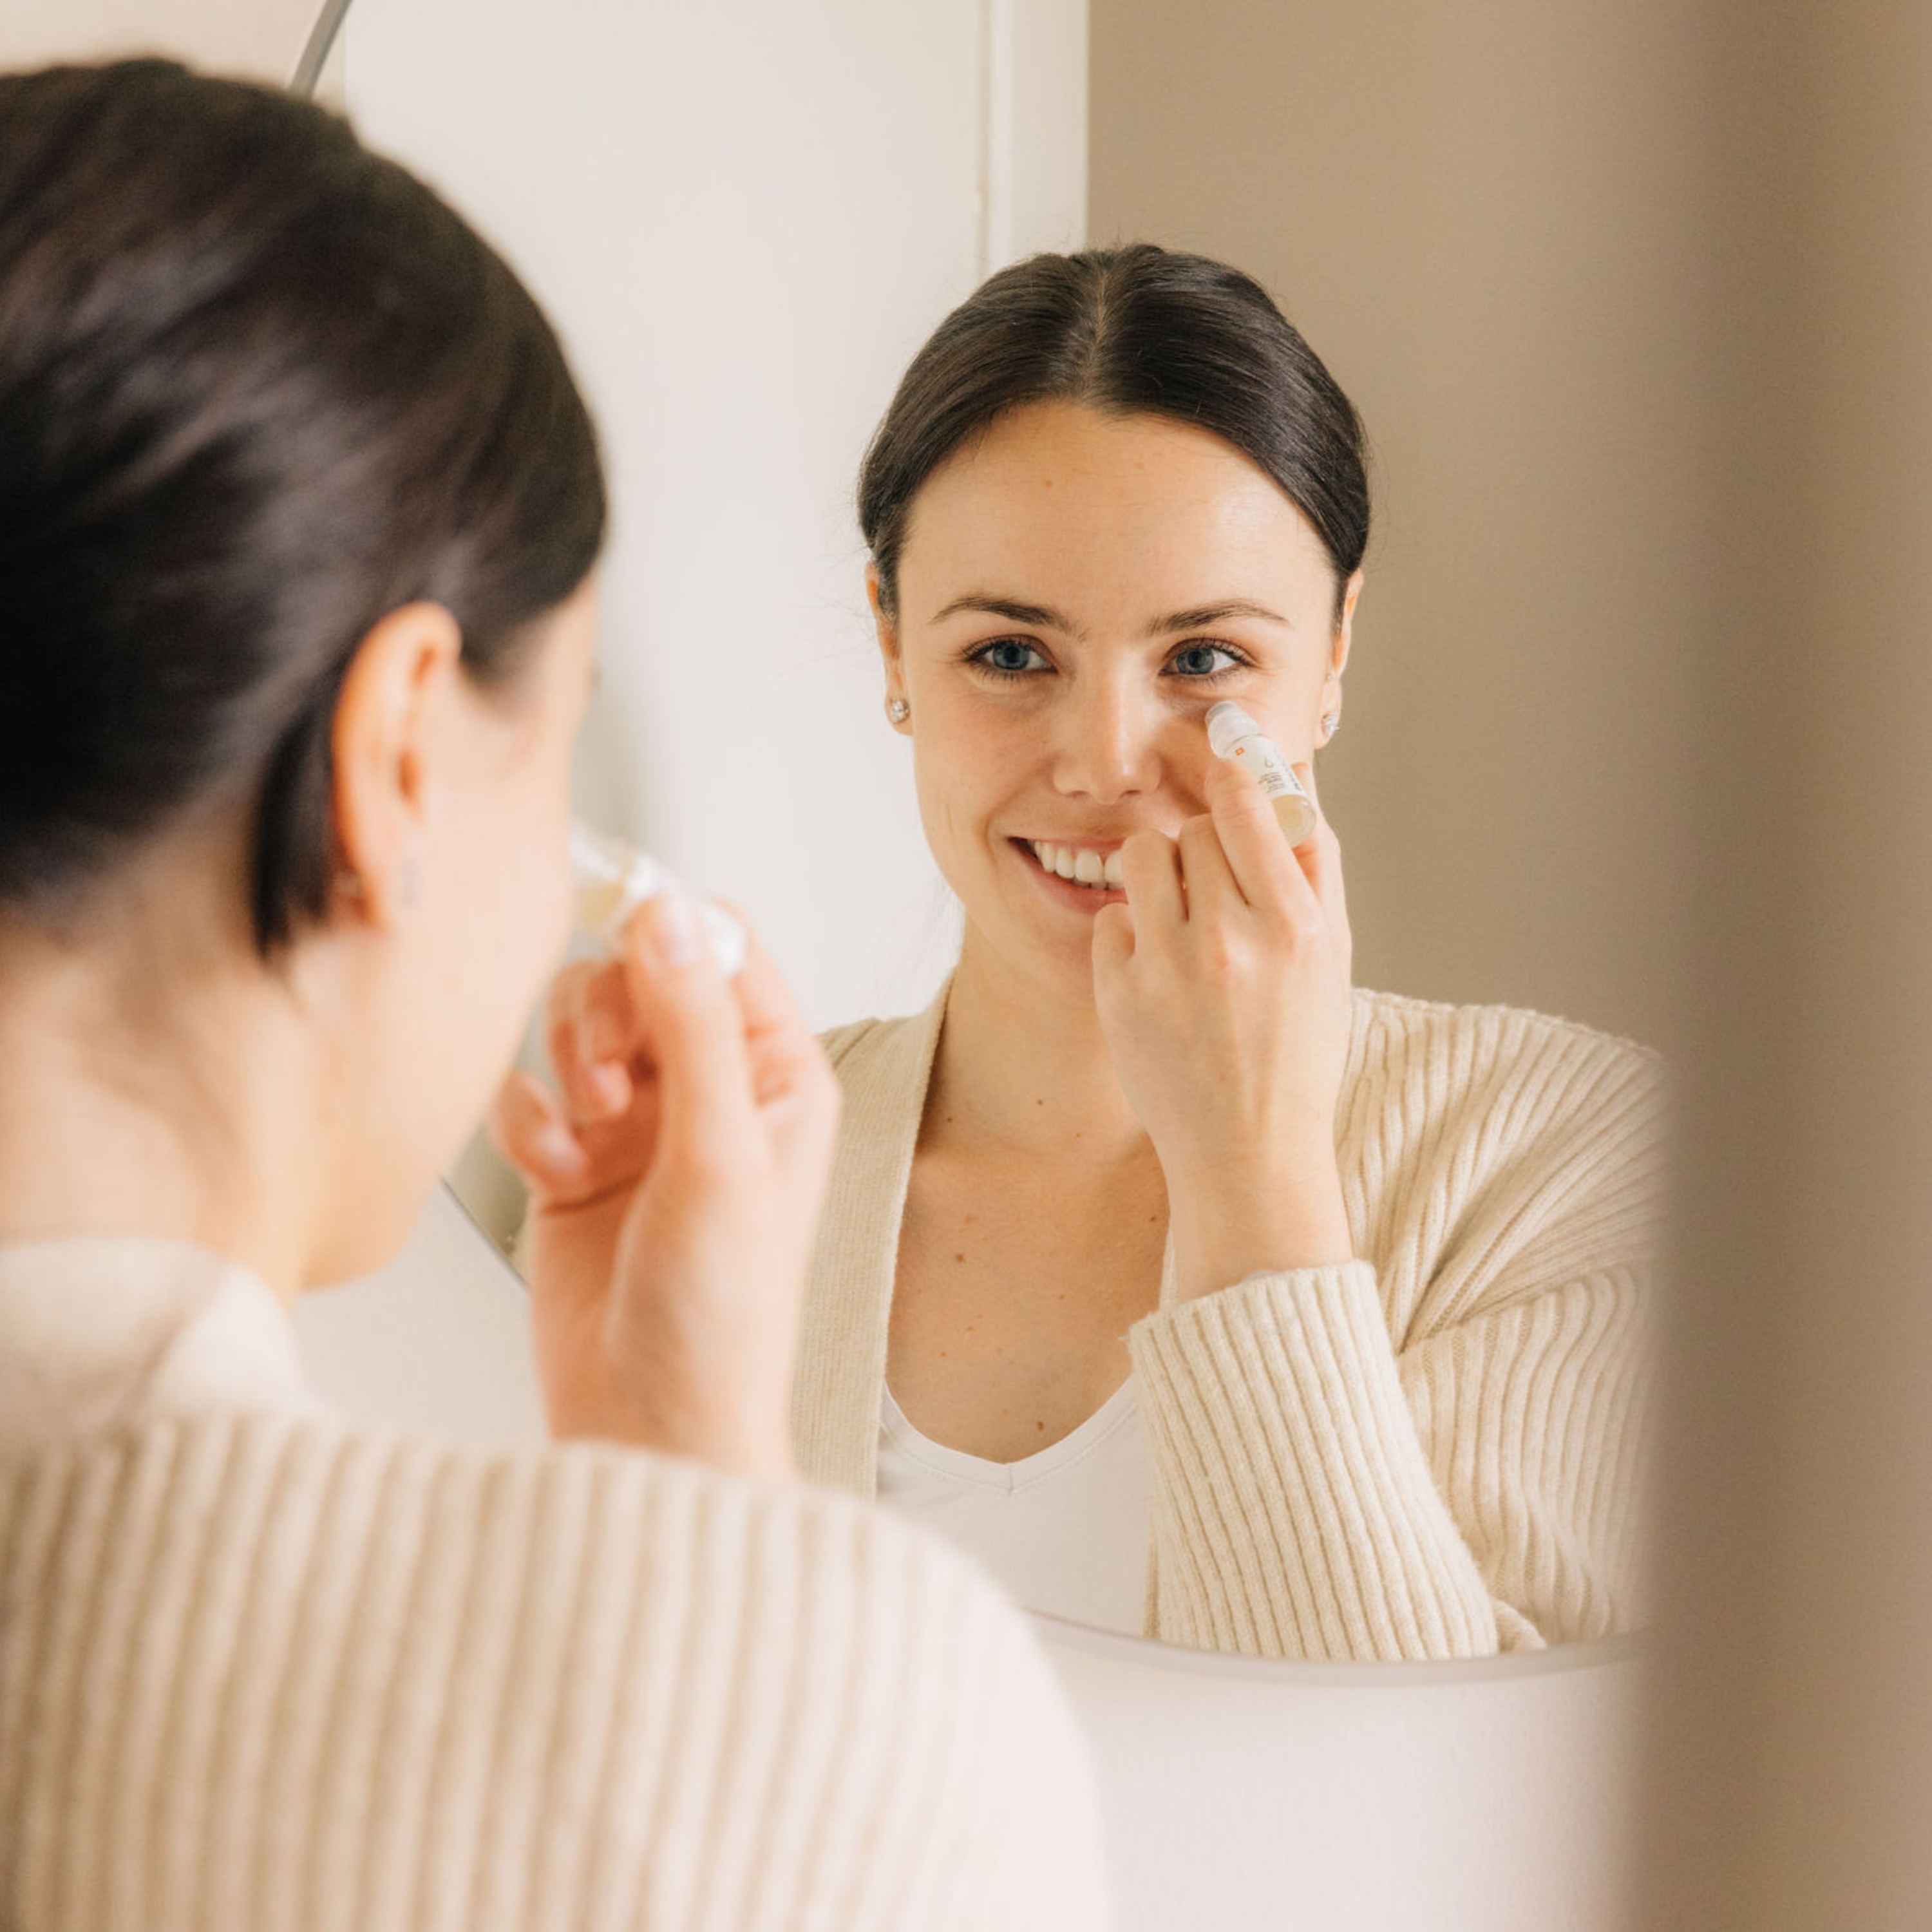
[859,242,1370,624]
[0,60,606,954]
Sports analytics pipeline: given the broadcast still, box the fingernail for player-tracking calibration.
[643,886,704,970]
[536,1123,588,1181]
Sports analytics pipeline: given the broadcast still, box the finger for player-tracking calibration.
[576,962,641,1068]
[488,1069,591,1195]
[545,960,616,1120]
[1091,898,1135,978]
[709,900,810,1051]
[708,901,842,1121]
[1298,754,1322,814]
[571,964,643,1120]
[1177,806,1247,921]
[617,887,756,1176]
[1119,828,1185,933]
[1202,745,1316,912]
[1289,761,1349,918]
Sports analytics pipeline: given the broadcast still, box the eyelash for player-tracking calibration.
[963,639,1253,685]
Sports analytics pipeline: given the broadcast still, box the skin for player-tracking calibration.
[0,578,838,1482]
[869,399,1364,1454]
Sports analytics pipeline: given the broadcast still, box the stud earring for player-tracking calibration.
[1320,710,1342,743]
[886,696,910,726]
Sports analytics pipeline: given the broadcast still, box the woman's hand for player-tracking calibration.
[489,893,840,1481]
[1091,752,1356,1300]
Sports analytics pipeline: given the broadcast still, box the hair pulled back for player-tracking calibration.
[0,61,607,954]
[858,243,1369,625]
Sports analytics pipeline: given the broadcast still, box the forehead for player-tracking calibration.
[898,400,1333,621]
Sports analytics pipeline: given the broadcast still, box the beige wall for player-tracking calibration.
[1090,0,1702,1048]
[1634,2,1932,1921]
[1099,5,1932,1918]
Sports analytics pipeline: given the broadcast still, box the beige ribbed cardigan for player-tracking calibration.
[790,974,1667,1662]
[0,1236,1112,1932]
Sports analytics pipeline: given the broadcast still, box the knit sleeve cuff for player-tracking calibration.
[1126,1262,1503,1660]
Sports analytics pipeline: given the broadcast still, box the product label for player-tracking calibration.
[1233,736,1307,800]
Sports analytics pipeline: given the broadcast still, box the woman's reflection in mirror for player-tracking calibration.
[793,245,1665,1660]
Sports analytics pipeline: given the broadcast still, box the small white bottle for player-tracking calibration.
[1204,702,1319,846]
[569,821,748,978]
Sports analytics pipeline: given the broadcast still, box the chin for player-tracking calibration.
[998,911,1103,1007]
[306,1181,432,1291]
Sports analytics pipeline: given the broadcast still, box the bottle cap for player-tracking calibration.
[569,821,676,939]
[1205,700,1262,759]
[569,819,748,976]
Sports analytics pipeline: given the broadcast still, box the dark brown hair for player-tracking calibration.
[0,61,607,954]
[858,243,1370,624]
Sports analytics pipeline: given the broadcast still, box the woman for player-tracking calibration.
[0,63,1109,1930]
[797,248,1663,1660]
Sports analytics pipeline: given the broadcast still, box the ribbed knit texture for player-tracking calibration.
[791,980,1665,1663]
[0,1242,1113,1931]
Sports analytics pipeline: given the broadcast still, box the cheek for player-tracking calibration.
[444,772,573,1022]
[511,792,575,968]
[911,702,1021,841]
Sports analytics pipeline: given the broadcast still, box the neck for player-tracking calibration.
[929,923,1151,1166]
[0,894,326,1305]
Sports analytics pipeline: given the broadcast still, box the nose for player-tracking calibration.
[1048,672,1165,806]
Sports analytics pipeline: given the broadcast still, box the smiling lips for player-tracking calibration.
[1021,838,1128,891]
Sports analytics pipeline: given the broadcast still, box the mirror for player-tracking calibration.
[334,0,1673,1672]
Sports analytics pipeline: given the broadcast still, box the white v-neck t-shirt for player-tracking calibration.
[875,1378,1151,1636]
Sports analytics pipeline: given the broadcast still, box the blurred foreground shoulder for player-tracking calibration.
[0,1408,1111,1931]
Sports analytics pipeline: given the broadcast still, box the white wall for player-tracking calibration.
[0,0,317,79]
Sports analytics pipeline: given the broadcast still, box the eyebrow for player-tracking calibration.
[1150,600,1292,634]
[927,593,1290,636]
[930,594,1078,632]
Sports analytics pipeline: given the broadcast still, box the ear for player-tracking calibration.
[867,563,913,726]
[867,562,903,674]
[329,601,464,927]
[1330,568,1364,680]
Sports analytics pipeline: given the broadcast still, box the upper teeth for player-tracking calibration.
[1029,841,1126,889]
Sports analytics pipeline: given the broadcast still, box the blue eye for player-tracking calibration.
[968,639,1050,680]
[963,637,1251,684]
[1169,643,1245,681]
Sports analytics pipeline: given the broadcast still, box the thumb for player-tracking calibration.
[1091,899,1134,978]
[618,887,753,1176]
[1294,757,1321,813]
